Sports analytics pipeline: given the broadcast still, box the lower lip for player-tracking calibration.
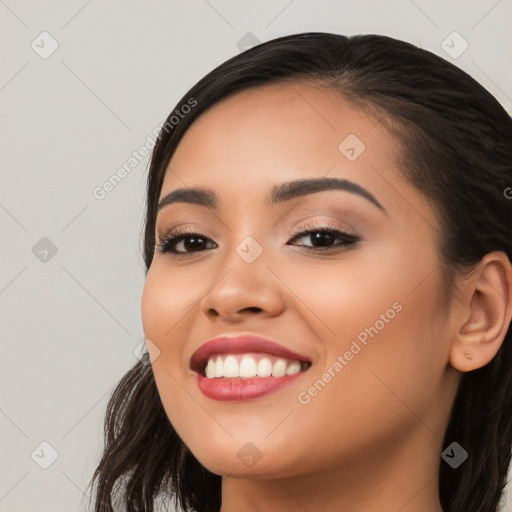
[194,372,307,401]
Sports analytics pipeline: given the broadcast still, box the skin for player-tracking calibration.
[141,82,512,512]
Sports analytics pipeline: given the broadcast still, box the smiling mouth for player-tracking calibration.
[195,352,312,379]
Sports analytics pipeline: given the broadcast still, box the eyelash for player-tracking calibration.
[155,221,360,257]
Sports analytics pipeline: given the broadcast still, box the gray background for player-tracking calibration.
[1,0,511,510]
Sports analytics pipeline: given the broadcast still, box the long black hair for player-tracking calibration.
[86,32,512,512]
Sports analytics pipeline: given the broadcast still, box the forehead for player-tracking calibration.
[161,82,401,197]
[156,83,441,260]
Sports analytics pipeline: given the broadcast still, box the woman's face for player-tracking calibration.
[141,82,461,479]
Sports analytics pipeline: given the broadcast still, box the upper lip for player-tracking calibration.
[190,333,312,373]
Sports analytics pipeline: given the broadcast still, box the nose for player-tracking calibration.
[200,243,285,323]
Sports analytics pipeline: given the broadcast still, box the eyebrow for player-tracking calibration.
[157,177,386,214]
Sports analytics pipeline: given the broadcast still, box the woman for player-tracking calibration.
[88,32,512,512]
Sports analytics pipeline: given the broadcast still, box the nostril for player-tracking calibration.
[243,307,263,313]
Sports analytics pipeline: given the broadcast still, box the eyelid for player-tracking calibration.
[292,218,350,233]
[282,213,358,237]
[156,221,219,241]
[155,210,363,242]
[155,219,362,257]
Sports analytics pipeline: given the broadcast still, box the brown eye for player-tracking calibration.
[156,230,217,255]
[288,225,359,250]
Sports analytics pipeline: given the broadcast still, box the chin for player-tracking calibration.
[182,435,296,478]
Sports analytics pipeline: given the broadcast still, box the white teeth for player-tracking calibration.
[204,354,308,379]
[204,353,308,379]
[286,361,301,375]
[223,355,239,378]
[257,358,272,377]
[206,359,215,378]
[271,359,287,377]
[240,356,257,377]
[214,356,223,378]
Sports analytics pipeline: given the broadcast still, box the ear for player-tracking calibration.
[450,251,512,372]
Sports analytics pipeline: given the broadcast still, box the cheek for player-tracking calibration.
[141,271,169,353]
[141,262,200,344]
[285,295,446,473]
[140,263,214,431]
[274,249,403,343]
[289,251,449,431]
[140,264,190,391]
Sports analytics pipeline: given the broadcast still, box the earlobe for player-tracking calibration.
[449,251,512,373]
